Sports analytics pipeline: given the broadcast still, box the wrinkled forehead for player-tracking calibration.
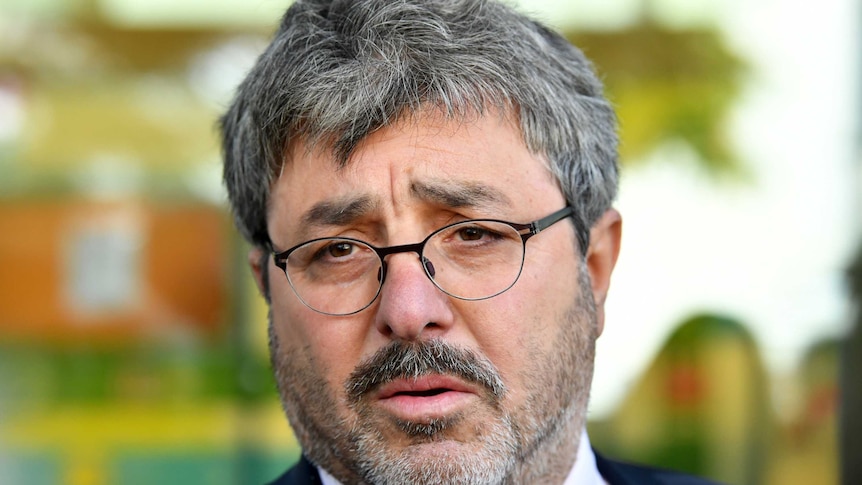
[275,104,553,199]
[265,107,563,245]
[281,102,528,172]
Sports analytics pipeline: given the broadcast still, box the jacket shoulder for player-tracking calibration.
[594,451,724,485]
[267,456,322,485]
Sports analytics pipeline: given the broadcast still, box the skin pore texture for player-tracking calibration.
[251,109,621,485]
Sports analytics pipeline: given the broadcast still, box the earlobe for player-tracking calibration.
[585,208,622,337]
[248,247,270,300]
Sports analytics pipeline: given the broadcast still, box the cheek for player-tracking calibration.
[464,292,545,399]
[466,257,582,399]
[269,283,378,401]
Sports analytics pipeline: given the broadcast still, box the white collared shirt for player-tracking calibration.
[563,430,608,485]
[317,429,607,485]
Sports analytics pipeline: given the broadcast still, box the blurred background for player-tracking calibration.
[0,0,858,484]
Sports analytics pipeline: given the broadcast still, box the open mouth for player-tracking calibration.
[377,375,471,400]
[393,388,450,398]
[375,376,477,421]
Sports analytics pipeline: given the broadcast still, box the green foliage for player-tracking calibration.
[569,24,745,174]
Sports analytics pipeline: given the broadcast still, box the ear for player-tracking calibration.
[585,208,622,337]
[248,246,269,300]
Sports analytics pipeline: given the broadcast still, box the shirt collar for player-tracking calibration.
[317,429,606,485]
[563,429,608,485]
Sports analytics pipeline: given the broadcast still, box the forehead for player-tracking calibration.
[267,109,562,241]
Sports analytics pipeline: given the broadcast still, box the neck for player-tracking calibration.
[504,406,584,484]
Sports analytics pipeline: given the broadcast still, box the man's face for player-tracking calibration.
[257,110,619,484]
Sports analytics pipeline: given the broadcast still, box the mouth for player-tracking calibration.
[375,375,478,422]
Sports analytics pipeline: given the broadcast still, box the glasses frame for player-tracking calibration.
[271,206,575,316]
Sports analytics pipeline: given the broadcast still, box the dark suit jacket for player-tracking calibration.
[268,451,722,484]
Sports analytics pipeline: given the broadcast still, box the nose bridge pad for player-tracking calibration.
[377,250,431,290]
[377,251,433,289]
[422,256,436,278]
[377,262,386,283]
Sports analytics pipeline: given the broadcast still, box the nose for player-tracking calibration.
[373,252,455,340]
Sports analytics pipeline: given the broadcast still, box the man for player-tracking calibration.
[220,0,719,483]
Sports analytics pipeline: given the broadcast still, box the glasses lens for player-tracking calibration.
[424,220,525,300]
[285,238,382,315]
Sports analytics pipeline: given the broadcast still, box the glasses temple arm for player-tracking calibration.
[529,206,590,255]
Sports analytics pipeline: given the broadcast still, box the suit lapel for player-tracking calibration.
[594,450,658,485]
[268,455,323,485]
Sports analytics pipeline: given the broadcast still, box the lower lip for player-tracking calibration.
[377,391,476,421]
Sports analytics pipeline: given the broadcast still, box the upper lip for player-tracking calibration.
[376,374,477,400]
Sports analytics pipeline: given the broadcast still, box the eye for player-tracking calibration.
[457,226,488,241]
[324,241,356,259]
[305,240,361,264]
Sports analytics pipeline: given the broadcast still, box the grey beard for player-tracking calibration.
[345,340,516,485]
[268,265,598,485]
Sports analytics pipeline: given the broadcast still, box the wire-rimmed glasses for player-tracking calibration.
[272,206,574,316]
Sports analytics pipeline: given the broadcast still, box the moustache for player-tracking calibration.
[345,339,506,403]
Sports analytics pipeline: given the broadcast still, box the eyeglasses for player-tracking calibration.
[272,206,574,316]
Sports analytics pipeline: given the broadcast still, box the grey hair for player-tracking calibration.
[220,0,618,253]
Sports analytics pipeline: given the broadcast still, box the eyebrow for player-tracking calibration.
[296,180,510,239]
[410,180,511,210]
[300,195,378,229]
